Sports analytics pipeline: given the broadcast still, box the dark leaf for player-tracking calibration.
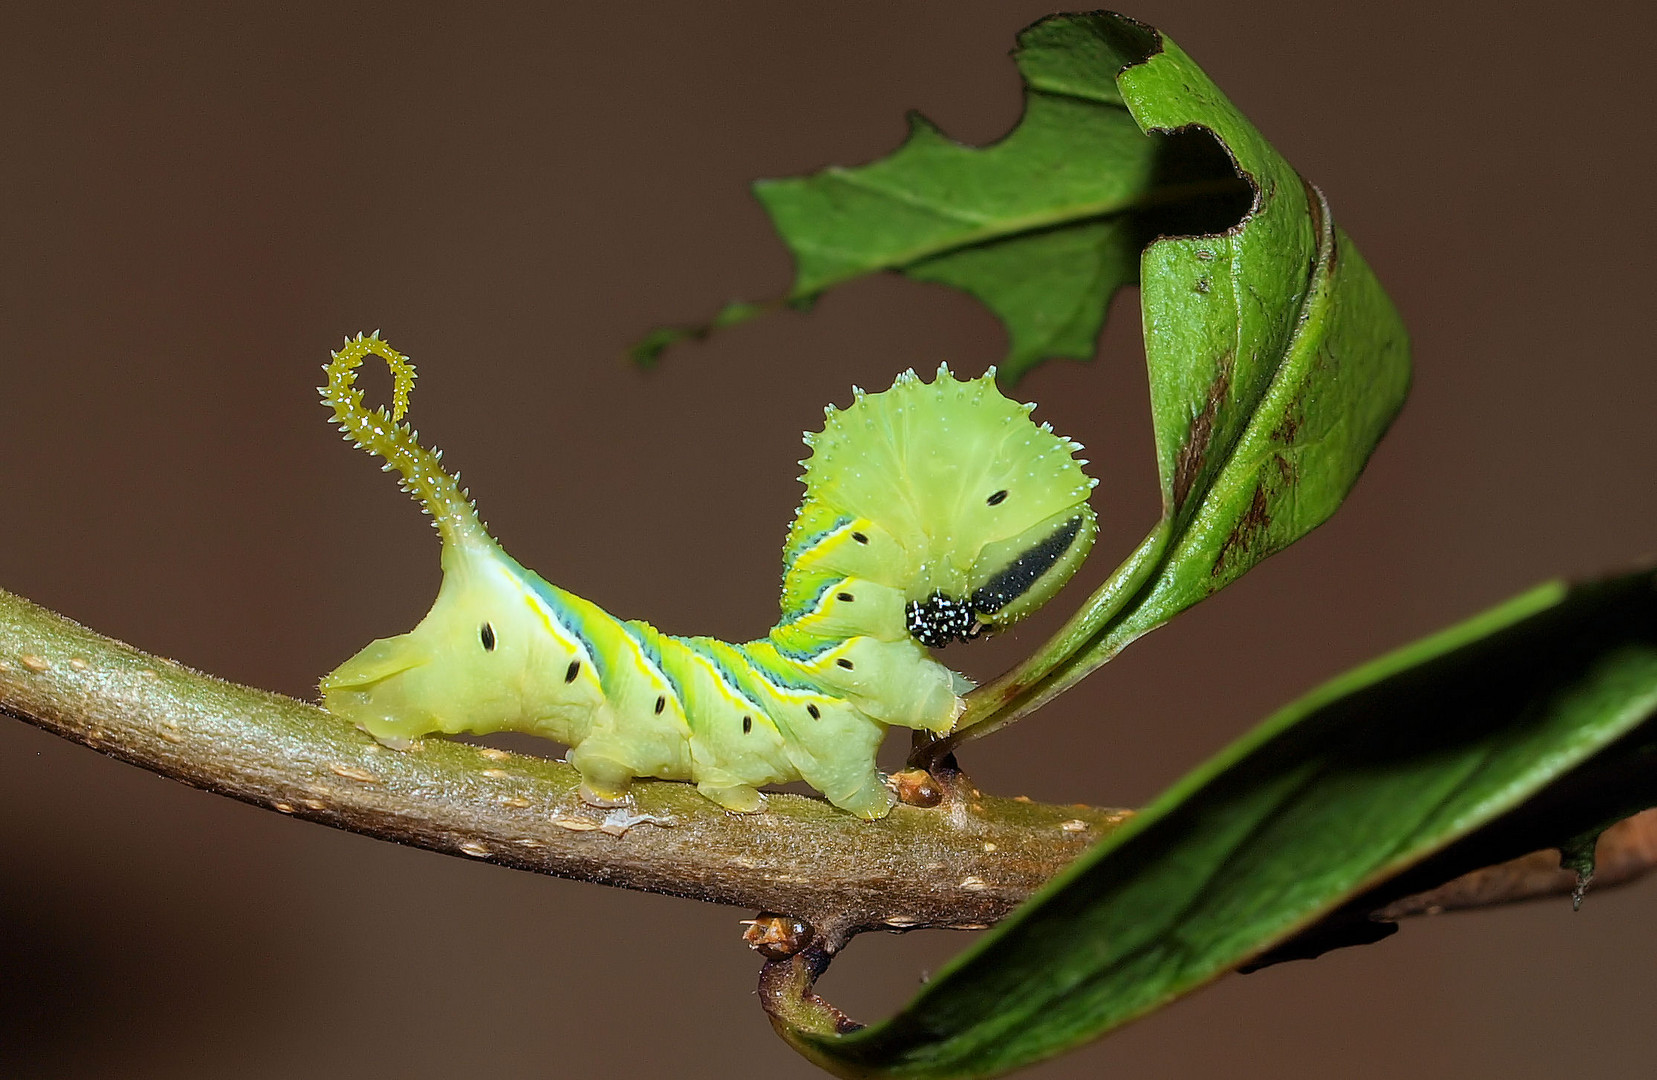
[789,570,1657,1078]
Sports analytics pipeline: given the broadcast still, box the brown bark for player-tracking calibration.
[1375,808,1657,919]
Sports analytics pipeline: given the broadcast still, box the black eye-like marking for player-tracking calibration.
[742,715,753,734]
[806,704,820,719]
[836,658,854,670]
[972,515,1085,616]
[836,592,854,602]
[654,695,666,715]
[479,623,496,651]
[987,489,1009,506]
[564,660,581,683]
[851,531,869,544]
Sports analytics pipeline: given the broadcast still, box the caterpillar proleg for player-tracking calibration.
[318,334,1097,818]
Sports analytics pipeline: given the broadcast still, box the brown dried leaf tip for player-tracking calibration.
[742,913,814,960]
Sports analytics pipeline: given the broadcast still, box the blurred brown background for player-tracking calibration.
[3,1,1654,1076]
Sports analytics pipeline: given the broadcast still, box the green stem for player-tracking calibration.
[912,519,1170,771]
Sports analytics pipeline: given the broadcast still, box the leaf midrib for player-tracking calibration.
[785,175,1246,297]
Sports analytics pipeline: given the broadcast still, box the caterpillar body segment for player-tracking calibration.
[319,339,1097,818]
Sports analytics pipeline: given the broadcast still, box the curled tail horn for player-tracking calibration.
[320,332,488,545]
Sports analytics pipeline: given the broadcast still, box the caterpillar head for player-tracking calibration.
[787,365,1098,647]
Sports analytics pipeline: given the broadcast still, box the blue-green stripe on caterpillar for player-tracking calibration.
[318,333,1098,818]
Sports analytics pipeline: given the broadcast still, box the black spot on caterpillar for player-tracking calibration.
[318,336,1098,818]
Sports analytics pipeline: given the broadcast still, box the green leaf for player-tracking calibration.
[632,14,1253,381]
[783,569,1657,1078]
[939,14,1410,749]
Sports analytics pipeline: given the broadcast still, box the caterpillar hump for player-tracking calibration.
[319,342,1096,819]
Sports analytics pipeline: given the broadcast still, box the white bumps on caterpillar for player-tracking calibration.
[786,363,1098,640]
[320,343,1095,817]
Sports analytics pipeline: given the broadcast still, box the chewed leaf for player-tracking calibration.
[634,14,1251,383]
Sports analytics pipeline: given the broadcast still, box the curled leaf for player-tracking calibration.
[940,12,1410,749]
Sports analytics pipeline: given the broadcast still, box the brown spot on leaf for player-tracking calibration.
[1213,483,1273,579]
[1302,175,1338,276]
[1171,353,1234,509]
[1304,174,1325,243]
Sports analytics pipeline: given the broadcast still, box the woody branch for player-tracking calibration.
[1,585,1650,960]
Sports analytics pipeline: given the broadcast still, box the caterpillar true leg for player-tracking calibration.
[317,336,1097,817]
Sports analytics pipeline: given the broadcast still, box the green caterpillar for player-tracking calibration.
[319,335,1096,818]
